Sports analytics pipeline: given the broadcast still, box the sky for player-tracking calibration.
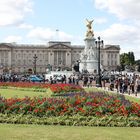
[0,0,140,59]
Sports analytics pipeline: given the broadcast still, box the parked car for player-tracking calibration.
[28,75,43,82]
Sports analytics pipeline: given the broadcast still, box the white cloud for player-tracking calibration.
[94,0,108,10]
[94,17,107,24]
[94,0,140,20]
[95,23,140,59]
[96,24,138,44]
[0,0,33,26]
[27,27,79,42]
[18,23,33,29]
[4,35,22,43]
[94,0,140,59]
[27,27,56,41]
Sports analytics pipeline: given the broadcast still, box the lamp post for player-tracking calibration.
[95,36,103,87]
[33,54,38,75]
[0,64,3,75]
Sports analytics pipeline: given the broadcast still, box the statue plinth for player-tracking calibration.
[79,19,101,74]
[79,37,98,73]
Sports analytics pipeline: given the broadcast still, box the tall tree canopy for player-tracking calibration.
[120,52,135,70]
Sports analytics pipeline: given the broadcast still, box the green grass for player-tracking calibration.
[125,95,140,104]
[0,88,52,98]
[0,88,140,139]
[0,124,140,140]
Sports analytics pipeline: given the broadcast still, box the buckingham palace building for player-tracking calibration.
[0,41,120,74]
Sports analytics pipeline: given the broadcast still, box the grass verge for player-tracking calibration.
[0,123,140,140]
[0,88,52,98]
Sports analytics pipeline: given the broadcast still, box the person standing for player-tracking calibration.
[135,76,140,94]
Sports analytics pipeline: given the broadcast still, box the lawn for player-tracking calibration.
[0,124,140,140]
[0,88,52,98]
[1,87,140,139]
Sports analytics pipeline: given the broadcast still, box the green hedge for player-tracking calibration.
[0,113,140,127]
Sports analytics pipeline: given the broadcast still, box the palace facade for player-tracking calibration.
[0,41,120,74]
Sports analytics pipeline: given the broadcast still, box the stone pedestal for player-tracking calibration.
[86,59,98,73]
[79,37,99,74]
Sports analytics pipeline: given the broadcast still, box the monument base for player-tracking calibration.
[79,20,102,74]
[79,60,98,74]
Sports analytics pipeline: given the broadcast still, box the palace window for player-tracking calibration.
[108,61,110,65]
[24,60,26,65]
[108,54,110,58]
[1,59,4,63]
[18,60,20,65]
[40,60,42,64]
[18,54,20,58]
[29,60,32,64]
[111,60,113,65]
[18,67,20,73]
[5,59,8,65]
[1,53,4,57]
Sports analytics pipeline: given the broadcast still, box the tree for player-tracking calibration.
[120,53,128,70]
[120,52,135,70]
[73,60,80,72]
[135,59,140,72]
[128,52,135,65]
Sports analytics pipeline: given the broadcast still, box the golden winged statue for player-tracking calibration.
[85,19,94,38]
[86,19,94,30]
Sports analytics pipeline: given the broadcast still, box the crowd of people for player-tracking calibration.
[0,72,140,95]
[108,74,140,94]
[45,73,140,95]
[0,74,21,82]
[50,73,140,94]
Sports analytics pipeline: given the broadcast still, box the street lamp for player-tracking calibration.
[73,60,81,73]
[33,54,38,75]
[95,36,103,87]
[0,64,3,75]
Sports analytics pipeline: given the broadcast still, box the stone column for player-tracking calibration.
[8,50,12,67]
[66,51,71,67]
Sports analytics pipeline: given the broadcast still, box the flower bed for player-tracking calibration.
[0,82,83,94]
[1,92,140,117]
[1,92,140,126]
[1,85,140,126]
